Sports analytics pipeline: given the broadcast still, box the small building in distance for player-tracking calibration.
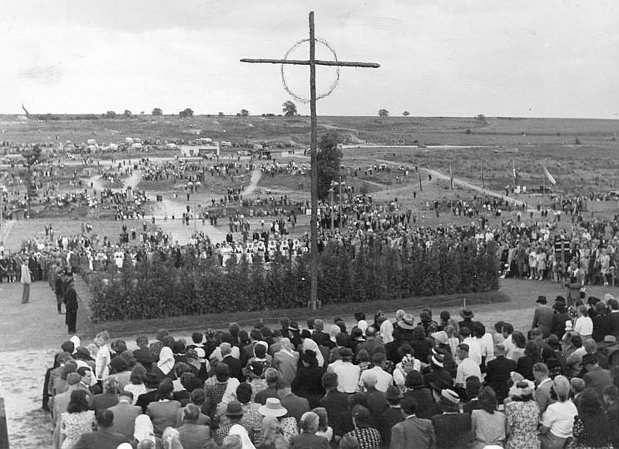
[179,142,220,157]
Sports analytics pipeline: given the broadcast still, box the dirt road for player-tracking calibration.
[374,158,529,209]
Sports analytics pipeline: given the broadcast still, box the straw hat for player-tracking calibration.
[258,398,287,418]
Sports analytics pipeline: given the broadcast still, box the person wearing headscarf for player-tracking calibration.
[155,347,176,380]
[229,424,256,449]
[161,427,183,449]
[133,414,159,447]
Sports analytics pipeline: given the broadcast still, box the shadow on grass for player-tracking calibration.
[87,290,509,337]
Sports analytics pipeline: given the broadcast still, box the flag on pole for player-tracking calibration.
[543,166,557,186]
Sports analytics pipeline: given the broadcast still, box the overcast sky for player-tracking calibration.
[1,0,618,118]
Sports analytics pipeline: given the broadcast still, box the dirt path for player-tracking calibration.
[374,158,529,209]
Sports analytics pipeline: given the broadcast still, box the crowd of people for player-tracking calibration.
[43,293,619,449]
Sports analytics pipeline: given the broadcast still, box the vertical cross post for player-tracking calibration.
[241,11,379,311]
[309,12,319,310]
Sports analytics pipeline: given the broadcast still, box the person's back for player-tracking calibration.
[431,411,471,449]
[73,409,129,449]
[107,392,142,439]
[178,424,210,449]
[146,399,181,436]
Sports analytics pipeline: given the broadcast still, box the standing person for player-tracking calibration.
[64,273,78,335]
[21,257,32,303]
[532,296,554,338]
[95,331,112,384]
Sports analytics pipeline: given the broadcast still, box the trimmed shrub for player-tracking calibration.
[88,237,500,322]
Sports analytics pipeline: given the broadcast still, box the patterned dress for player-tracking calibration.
[60,410,95,449]
[505,400,540,449]
[343,427,382,449]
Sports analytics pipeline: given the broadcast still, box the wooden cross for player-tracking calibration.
[241,11,380,310]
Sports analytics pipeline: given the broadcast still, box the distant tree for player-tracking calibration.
[123,109,132,118]
[179,108,194,118]
[219,112,224,116]
[378,109,389,117]
[104,110,117,118]
[465,129,472,135]
[575,137,581,145]
[282,100,297,117]
[23,145,43,218]
[152,108,163,116]
[317,132,343,201]
[403,111,410,116]
[240,109,249,117]
[476,114,487,123]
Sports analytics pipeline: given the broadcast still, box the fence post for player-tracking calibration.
[0,382,9,449]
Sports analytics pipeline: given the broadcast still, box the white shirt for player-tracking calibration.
[331,361,361,393]
[542,400,578,438]
[359,366,393,393]
[456,358,482,387]
[95,344,111,380]
[479,333,495,363]
[503,335,516,360]
[463,337,483,366]
[574,316,593,337]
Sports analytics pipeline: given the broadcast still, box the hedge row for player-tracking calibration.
[88,238,500,322]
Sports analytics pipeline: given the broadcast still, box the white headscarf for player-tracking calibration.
[229,424,256,449]
[133,415,156,442]
[358,320,368,333]
[69,336,81,351]
[157,346,175,375]
[380,319,394,344]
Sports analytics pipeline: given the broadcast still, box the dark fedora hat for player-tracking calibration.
[460,308,474,319]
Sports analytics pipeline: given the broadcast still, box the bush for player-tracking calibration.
[88,237,500,321]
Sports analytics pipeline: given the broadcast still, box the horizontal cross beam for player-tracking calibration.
[240,58,380,68]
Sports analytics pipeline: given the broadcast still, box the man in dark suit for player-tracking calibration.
[582,353,611,396]
[277,379,309,425]
[390,396,435,449]
[73,409,129,449]
[484,344,516,404]
[106,391,141,440]
[178,404,212,449]
[91,377,120,412]
[64,273,79,334]
[319,372,354,438]
[531,296,554,338]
